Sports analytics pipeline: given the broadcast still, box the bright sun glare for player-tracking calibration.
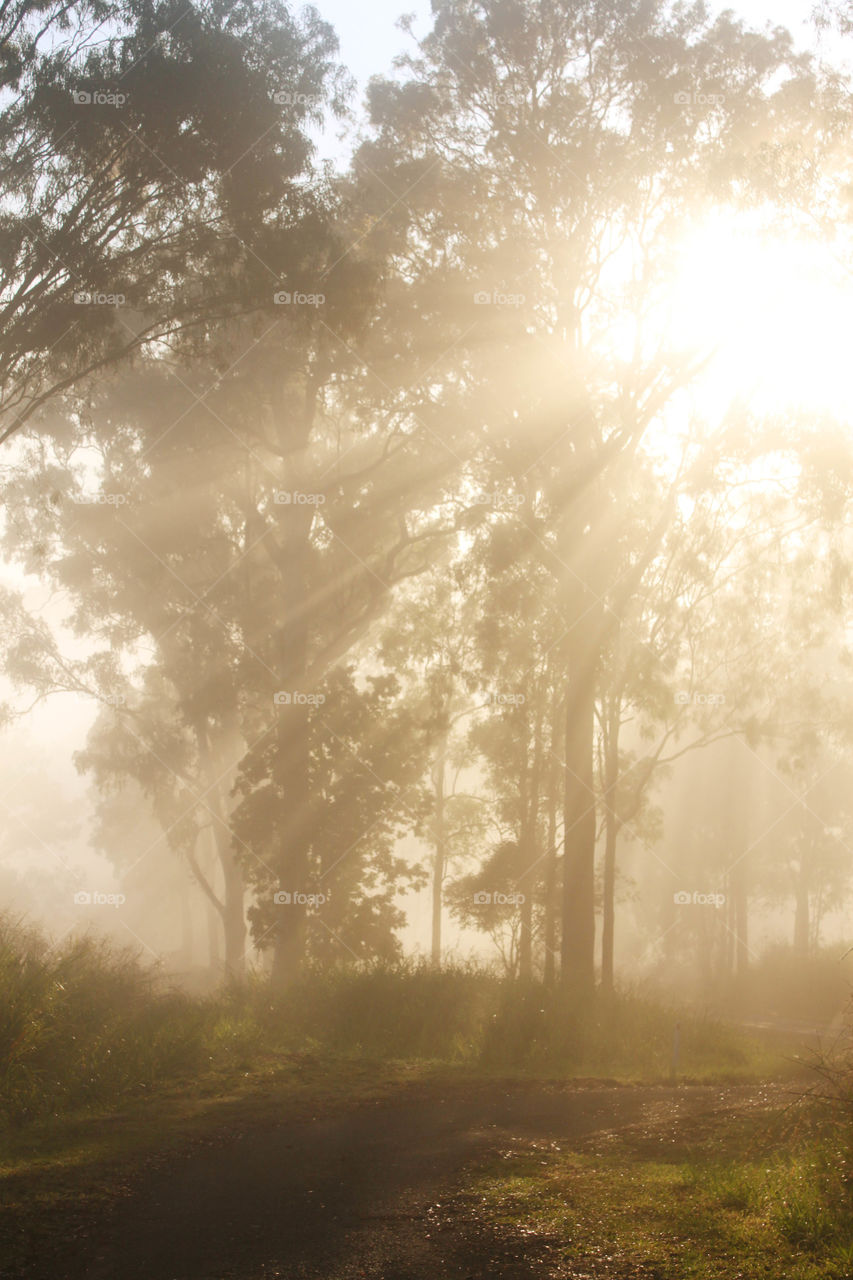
[670,210,853,425]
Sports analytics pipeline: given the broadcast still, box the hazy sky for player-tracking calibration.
[310,0,845,164]
[317,0,831,92]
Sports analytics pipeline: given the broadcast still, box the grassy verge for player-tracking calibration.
[0,913,816,1276]
[463,1091,853,1278]
[1,911,798,1132]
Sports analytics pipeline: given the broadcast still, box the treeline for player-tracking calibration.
[2,0,853,994]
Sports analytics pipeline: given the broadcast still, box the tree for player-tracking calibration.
[232,665,430,965]
[0,0,349,440]
[378,569,489,965]
[77,677,251,981]
[358,0,828,995]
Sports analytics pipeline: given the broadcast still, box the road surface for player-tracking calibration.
[21,1080,765,1280]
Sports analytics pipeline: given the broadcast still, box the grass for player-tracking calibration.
[0,913,794,1131]
[0,914,819,1277]
[0,1048,463,1278]
[463,1092,853,1278]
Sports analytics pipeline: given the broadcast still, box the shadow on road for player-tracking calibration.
[34,1083,747,1280]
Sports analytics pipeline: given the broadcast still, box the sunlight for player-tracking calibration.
[669,209,853,424]
[8,4,853,1273]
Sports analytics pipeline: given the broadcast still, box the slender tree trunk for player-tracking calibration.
[184,824,227,981]
[268,490,317,990]
[207,891,221,973]
[601,813,618,994]
[543,701,560,987]
[724,884,736,975]
[793,869,810,955]
[205,788,246,982]
[180,877,194,969]
[722,749,749,977]
[270,690,313,990]
[812,879,826,953]
[561,613,598,995]
[430,729,448,967]
[216,820,248,980]
[600,706,619,995]
[518,873,533,976]
[519,694,545,980]
[195,722,246,982]
[698,907,713,991]
[518,720,533,980]
[731,861,749,975]
[543,788,558,986]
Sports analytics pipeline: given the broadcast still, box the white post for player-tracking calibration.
[671,1021,681,1083]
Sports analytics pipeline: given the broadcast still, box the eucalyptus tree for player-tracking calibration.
[354,0,832,994]
[0,0,351,442]
[0,252,467,988]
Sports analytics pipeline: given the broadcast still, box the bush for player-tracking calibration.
[0,915,240,1124]
[0,916,773,1128]
[714,944,853,1026]
[272,960,502,1060]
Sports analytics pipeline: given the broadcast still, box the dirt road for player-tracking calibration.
[22,1081,763,1280]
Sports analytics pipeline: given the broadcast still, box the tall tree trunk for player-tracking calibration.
[811,878,826,953]
[518,717,533,980]
[600,812,618,994]
[600,703,619,995]
[206,891,221,974]
[214,817,247,981]
[179,877,194,969]
[519,693,545,980]
[268,491,316,990]
[270,691,313,990]
[724,884,736,975]
[698,907,713,991]
[543,788,558,986]
[430,729,448,967]
[195,721,246,982]
[731,860,749,976]
[561,613,598,995]
[722,748,749,977]
[793,866,810,955]
[517,824,533,978]
[543,700,561,987]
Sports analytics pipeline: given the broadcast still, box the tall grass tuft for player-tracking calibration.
[0,915,212,1124]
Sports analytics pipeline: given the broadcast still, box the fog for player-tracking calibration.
[4,0,853,1276]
